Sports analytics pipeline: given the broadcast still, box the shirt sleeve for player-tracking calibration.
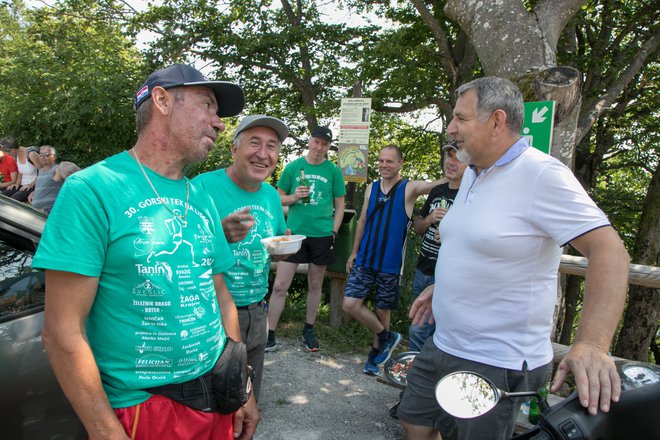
[529,160,610,246]
[332,164,347,197]
[419,188,436,217]
[277,162,293,194]
[273,189,287,235]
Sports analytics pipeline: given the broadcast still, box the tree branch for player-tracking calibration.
[576,29,660,144]
[535,0,589,47]
[409,0,458,85]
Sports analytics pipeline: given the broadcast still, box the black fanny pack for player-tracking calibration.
[144,338,252,414]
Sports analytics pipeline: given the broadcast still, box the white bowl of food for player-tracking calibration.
[261,234,306,256]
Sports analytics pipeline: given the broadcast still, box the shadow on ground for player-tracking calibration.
[255,337,404,440]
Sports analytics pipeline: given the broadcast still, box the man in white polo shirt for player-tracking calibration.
[397,77,630,440]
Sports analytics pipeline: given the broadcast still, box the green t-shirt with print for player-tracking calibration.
[193,169,286,306]
[32,151,235,408]
[277,156,346,237]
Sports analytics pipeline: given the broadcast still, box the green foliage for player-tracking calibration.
[137,0,376,145]
[0,0,147,166]
[559,0,659,253]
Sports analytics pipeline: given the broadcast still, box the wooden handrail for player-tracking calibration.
[273,257,660,288]
[560,255,660,288]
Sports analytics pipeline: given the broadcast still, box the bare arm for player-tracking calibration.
[213,273,241,342]
[409,178,446,198]
[413,209,446,235]
[8,172,23,190]
[404,178,447,218]
[551,226,629,415]
[42,271,128,439]
[332,195,345,236]
[346,183,372,272]
[28,150,43,170]
[0,170,17,188]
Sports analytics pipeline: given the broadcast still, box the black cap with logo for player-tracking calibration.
[134,64,245,117]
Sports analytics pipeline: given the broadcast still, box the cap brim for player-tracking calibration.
[312,135,333,143]
[234,116,289,143]
[184,81,245,117]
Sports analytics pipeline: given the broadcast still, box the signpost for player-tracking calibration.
[522,100,555,154]
[337,98,371,183]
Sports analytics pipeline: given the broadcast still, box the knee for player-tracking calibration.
[400,420,437,440]
[342,298,356,314]
[271,281,288,297]
[307,279,323,292]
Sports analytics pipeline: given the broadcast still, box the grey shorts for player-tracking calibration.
[397,339,552,440]
[237,300,268,402]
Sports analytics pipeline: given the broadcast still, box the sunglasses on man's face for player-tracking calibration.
[40,153,54,157]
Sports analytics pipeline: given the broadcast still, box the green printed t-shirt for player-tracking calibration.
[277,156,346,237]
[32,151,235,408]
[193,169,286,306]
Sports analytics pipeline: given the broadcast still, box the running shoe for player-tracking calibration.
[265,333,277,352]
[374,331,402,365]
[363,355,379,375]
[302,327,320,352]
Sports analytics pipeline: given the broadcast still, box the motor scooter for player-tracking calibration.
[433,360,660,439]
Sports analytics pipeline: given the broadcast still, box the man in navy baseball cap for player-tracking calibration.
[134,63,245,117]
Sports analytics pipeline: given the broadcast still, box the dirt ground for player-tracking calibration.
[253,337,404,440]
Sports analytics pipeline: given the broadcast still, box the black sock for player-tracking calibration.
[377,329,389,345]
[304,322,313,330]
[268,330,275,339]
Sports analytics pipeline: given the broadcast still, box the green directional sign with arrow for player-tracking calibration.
[522,100,555,154]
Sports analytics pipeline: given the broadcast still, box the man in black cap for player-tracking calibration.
[33,64,259,439]
[266,126,346,352]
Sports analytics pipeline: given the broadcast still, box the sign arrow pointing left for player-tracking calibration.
[532,106,549,123]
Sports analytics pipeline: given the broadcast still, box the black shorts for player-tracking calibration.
[285,236,335,266]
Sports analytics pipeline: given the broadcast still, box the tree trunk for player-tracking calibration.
[614,162,660,361]
[559,274,582,345]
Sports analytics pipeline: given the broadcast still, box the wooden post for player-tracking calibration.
[326,271,347,327]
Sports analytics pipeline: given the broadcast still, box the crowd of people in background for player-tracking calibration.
[5,64,629,440]
[0,136,80,214]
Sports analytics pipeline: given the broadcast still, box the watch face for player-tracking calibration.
[622,364,660,386]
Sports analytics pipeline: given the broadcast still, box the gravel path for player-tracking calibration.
[254,337,404,440]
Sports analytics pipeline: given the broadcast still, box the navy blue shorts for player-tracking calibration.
[284,235,335,266]
[344,265,400,310]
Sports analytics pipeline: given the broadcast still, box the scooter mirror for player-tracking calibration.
[434,371,500,418]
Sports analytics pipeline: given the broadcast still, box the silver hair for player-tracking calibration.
[135,99,153,135]
[57,161,80,179]
[135,88,184,135]
[455,77,524,133]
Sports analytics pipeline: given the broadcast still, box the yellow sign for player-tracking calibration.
[338,144,368,183]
